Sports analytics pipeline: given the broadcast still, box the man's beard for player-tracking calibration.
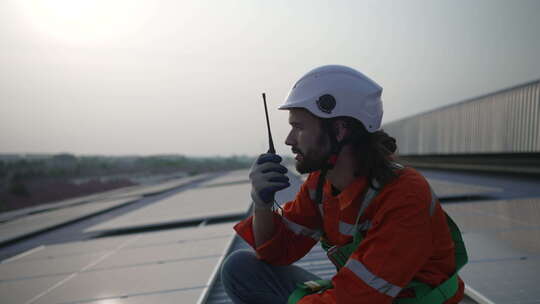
[294,132,330,174]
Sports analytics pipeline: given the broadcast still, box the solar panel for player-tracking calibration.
[198,170,250,187]
[444,197,540,303]
[0,250,108,281]
[0,273,68,304]
[0,223,235,304]
[0,189,135,225]
[103,174,210,200]
[0,197,139,246]
[85,183,251,233]
[0,174,209,227]
[427,178,502,198]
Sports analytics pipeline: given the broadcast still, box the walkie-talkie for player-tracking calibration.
[262,93,276,154]
[261,93,286,211]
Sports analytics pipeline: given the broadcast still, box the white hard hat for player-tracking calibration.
[279,65,383,133]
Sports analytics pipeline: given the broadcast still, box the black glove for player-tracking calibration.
[249,153,290,210]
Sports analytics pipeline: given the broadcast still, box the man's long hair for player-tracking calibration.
[327,117,399,189]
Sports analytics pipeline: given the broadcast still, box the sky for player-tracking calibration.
[1,0,539,157]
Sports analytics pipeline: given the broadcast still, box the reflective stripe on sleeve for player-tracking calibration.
[344,259,403,297]
[339,220,372,236]
[282,217,322,241]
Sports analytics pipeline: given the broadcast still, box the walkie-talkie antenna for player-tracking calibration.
[262,93,276,154]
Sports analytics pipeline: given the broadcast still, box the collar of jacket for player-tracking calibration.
[321,173,368,210]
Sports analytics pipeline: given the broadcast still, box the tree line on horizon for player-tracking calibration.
[0,153,256,212]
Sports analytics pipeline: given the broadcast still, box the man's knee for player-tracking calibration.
[221,249,258,281]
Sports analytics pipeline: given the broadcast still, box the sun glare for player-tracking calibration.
[17,0,156,46]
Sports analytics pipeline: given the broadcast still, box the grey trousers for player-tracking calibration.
[220,249,321,304]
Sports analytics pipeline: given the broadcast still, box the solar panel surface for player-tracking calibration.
[0,197,139,246]
[0,223,234,304]
[85,183,251,233]
[444,197,540,304]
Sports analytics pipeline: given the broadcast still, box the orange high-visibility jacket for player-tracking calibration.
[235,167,464,303]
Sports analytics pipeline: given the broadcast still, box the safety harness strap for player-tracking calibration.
[446,214,468,269]
[396,273,460,304]
[395,212,467,304]
[287,280,333,304]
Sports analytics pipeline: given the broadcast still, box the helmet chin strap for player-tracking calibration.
[314,121,350,205]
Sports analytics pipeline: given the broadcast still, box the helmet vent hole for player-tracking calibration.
[317,94,336,114]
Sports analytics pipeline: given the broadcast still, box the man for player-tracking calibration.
[221,65,467,304]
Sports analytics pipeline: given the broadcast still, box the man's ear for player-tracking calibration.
[333,120,348,142]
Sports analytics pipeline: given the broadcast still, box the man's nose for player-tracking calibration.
[285,130,295,146]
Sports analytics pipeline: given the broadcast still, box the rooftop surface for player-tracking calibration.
[0,169,539,303]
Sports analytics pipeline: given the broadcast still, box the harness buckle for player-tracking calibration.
[326,245,347,270]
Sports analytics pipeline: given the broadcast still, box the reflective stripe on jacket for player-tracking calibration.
[234,167,464,304]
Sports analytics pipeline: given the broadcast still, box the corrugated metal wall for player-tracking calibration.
[384,80,540,155]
